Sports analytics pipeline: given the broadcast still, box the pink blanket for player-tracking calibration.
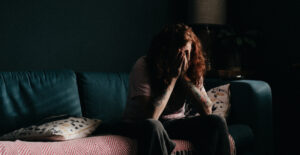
[0,135,193,155]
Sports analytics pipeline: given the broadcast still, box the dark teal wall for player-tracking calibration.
[0,0,173,72]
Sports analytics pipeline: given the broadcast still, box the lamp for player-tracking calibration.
[188,0,226,25]
[187,0,227,71]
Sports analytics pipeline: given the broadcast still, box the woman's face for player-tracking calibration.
[179,41,192,73]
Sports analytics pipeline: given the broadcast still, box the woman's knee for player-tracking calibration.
[142,119,165,132]
[206,115,228,130]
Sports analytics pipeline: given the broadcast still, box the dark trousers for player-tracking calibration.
[95,115,231,155]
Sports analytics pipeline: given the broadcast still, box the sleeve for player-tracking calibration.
[128,57,152,99]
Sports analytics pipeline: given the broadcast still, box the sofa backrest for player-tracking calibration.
[0,71,82,135]
[76,72,129,124]
[0,70,239,135]
[75,73,230,124]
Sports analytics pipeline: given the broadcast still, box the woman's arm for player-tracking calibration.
[131,77,178,120]
[130,52,187,120]
[180,76,213,115]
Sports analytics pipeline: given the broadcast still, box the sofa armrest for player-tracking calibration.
[228,80,273,155]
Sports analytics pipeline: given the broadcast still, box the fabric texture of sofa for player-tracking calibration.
[0,70,273,155]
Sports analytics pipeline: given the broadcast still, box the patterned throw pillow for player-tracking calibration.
[0,117,101,141]
[207,84,231,118]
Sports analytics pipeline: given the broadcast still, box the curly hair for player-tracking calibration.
[146,23,206,91]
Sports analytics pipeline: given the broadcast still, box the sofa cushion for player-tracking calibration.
[76,72,129,123]
[0,116,101,141]
[207,84,231,119]
[0,71,82,136]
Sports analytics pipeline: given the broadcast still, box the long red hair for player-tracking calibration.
[146,23,206,91]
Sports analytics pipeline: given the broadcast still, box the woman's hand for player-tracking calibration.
[170,51,188,78]
[170,52,187,77]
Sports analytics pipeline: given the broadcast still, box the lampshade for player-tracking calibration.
[188,0,226,25]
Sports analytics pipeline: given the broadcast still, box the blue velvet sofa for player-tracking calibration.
[0,70,273,155]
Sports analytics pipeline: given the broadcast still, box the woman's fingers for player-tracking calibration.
[169,51,187,77]
[175,52,186,76]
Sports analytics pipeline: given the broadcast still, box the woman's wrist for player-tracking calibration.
[180,77,213,115]
[180,73,191,82]
[179,75,194,91]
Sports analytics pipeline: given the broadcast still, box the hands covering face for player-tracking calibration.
[170,42,192,78]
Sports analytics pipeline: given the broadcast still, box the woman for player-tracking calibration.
[121,23,234,155]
